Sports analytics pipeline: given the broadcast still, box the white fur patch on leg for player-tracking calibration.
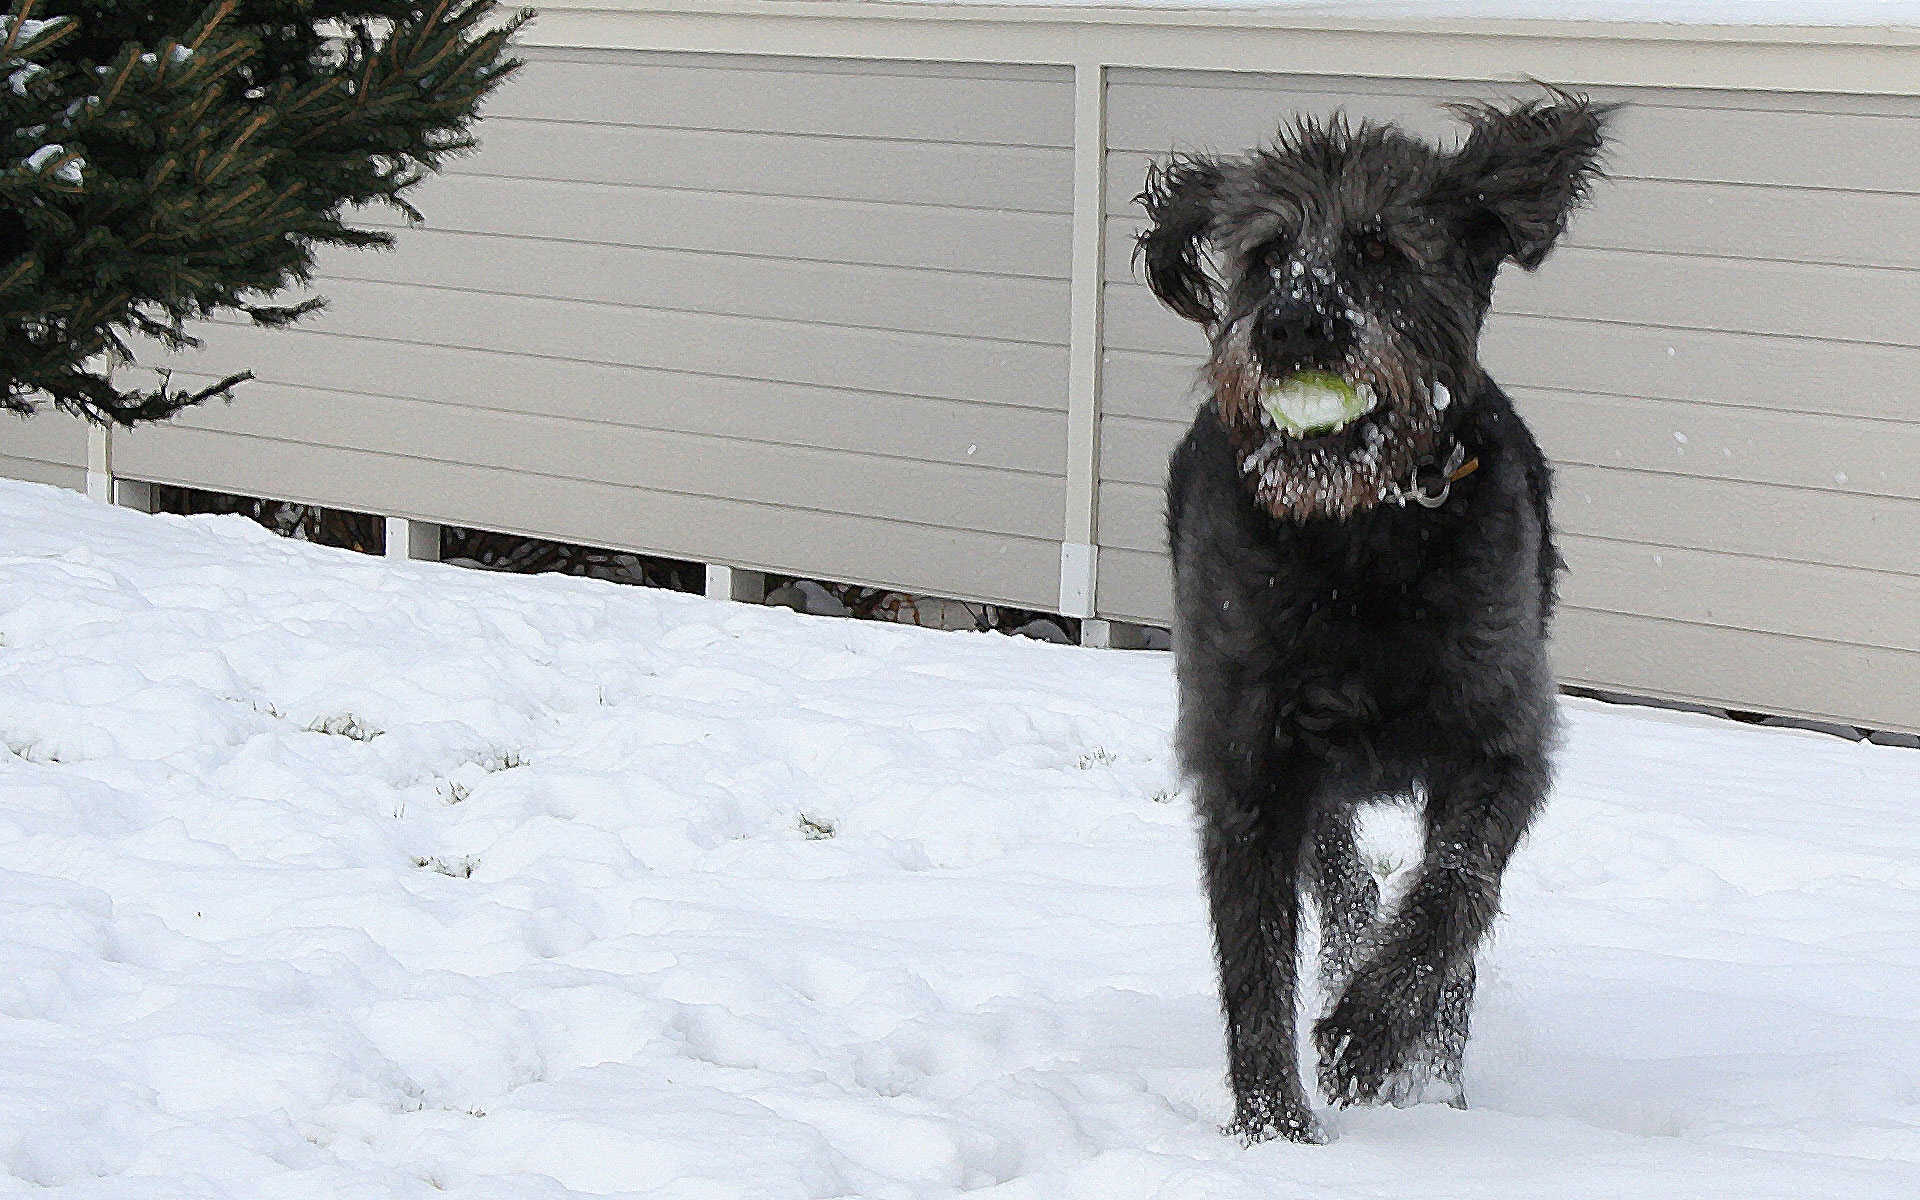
[1351,792,1427,917]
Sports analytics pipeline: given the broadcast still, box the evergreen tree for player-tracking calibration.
[0,0,526,423]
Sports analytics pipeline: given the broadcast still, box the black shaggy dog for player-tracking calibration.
[1138,91,1614,1145]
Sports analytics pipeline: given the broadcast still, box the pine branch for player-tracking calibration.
[2,1,527,423]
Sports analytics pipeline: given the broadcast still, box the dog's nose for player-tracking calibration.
[1253,300,1349,375]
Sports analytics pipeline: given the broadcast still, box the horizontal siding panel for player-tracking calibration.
[451,120,1073,213]
[1099,415,1186,488]
[1482,317,1920,424]
[1107,254,1920,358]
[1554,465,1920,579]
[1522,389,1920,501]
[152,328,1065,476]
[111,427,1061,610]
[319,231,1070,346]
[1094,553,1920,733]
[1100,482,1920,651]
[1102,351,1208,423]
[1102,283,1920,431]
[200,280,1069,411]
[1493,248,1920,349]
[1561,535,1920,655]
[134,383,1063,540]
[356,175,1072,279]
[0,455,83,491]
[1097,418,1920,577]
[1093,529,1920,672]
[1617,104,1920,194]
[1554,609,1920,735]
[1103,67,1920,119]
[1103,283,1205,356]
[495,54,1074,147]
[1098,480,1165,555]
[0,412,89,471]
[1107,77,1920,193]
[1108,77,1496,155]
[1100,178,1920,271]
[1569,179,1920,271]
[1093,511,1920,653]
[1095,546,1173,627]
[1102,321,1920,431]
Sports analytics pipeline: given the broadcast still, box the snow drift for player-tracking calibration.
[0,479,1915,1197]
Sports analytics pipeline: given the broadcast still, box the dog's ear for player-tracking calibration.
[1438,89,1617,271]
[1135,154,1228,325]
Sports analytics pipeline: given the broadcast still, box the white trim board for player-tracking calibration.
[522,2,1920,95]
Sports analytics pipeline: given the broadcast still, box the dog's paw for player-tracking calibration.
[1224,1093,1331,1145]
[1314,995,1474,1110]
[1313,966,1436,1107]
[1314,1001,1404,1107]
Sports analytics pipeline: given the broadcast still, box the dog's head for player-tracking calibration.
[1137,90,1614,519]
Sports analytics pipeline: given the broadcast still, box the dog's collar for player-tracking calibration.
[1386,440,1480,509]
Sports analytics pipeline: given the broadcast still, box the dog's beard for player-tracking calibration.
[1209,315,1447,521]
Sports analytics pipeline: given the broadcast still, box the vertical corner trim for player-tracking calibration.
[1059,540,1097,619]
[1063,60,1108,615]
[84,422,111,504]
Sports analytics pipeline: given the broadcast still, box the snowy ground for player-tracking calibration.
[1,477,1916,1198]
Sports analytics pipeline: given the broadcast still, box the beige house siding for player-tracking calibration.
[11,4,1912,732]
[0,411,89,492]
[1095,69,1920,730]
[112,49,1077,609]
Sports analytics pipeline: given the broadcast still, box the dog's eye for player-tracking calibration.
[1358,235,1392,262]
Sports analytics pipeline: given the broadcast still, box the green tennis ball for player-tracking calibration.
[1259,371,1378,436]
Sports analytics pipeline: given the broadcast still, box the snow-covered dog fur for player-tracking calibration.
[1140,91,1613,1144]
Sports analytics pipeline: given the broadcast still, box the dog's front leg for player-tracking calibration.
[1308,805,1382,1006]
[1313,751,1547,1107]
[1199,778,1325,1145]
